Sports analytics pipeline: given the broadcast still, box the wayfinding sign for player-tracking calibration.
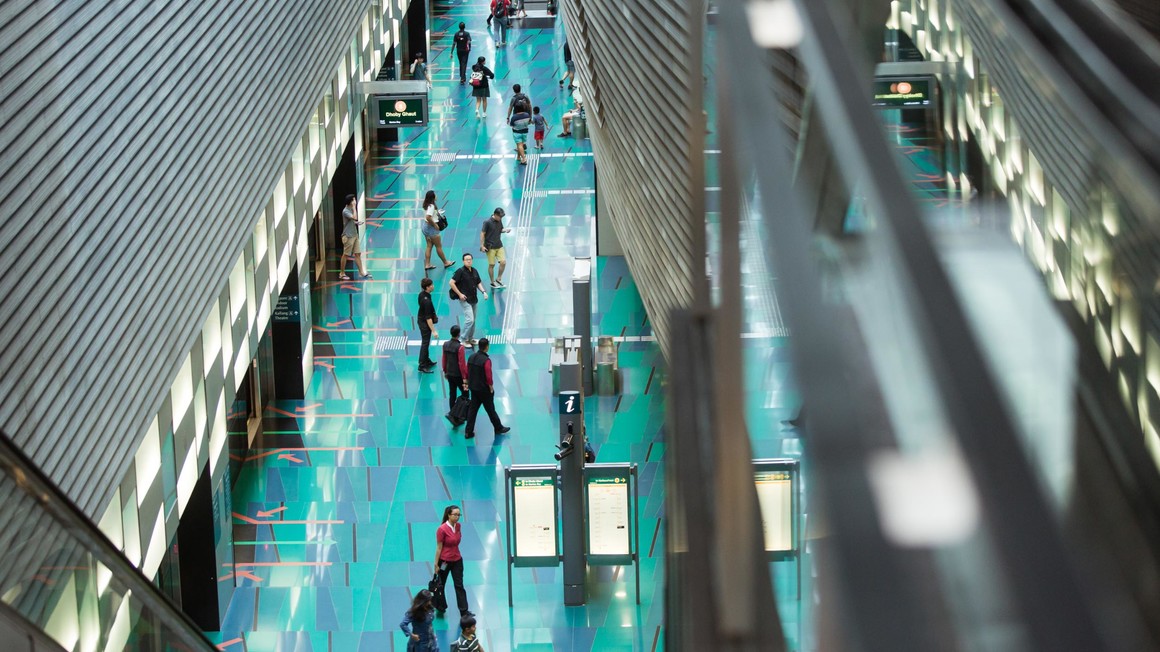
[373,94,428,127]
[753,459,798,558]
[871,75,936,108]
[509,465,559,566]
[585,465,633,564]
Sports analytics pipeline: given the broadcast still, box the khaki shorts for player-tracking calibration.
[341,234,362,256]
[486,247,506,265]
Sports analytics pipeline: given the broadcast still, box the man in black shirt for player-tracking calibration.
[442,325,469,416]
[465,338,510,439]
[449,253,488,347]
[417,277,438,373]
[453,22,472,84]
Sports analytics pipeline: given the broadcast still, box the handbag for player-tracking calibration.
[436,208,448,231]
[449,393,471,426]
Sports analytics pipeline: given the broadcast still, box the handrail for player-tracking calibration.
[0,430,216,651]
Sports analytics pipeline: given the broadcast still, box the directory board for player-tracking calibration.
[754,459,797,556]
[510,466,559,566]
[585,464,633,565]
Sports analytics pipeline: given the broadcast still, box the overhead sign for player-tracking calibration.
[373,94,428,127]
[586,470,631,562]
[754,459,797,556]
[272,294,300,323]
[872,76,935,108]
[510,467,559,566]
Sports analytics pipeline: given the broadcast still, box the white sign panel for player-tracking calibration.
[513,476,557,558]
[755,468,793,552]
[587,477,631,556]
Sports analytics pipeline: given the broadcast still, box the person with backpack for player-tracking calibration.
[452,22,472,85]
[469,57,496,118]
[493,0,509,46]
[506,83,530,122]
[399,589,438,651]
[443,325,469,419]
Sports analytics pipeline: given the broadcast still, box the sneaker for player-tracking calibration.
[464,339,475,348]
[491,281,499,288]
[495,426,511,435]
[494,280,505,288]
[339,273,351,280]
[482,111,487,117]
[419,366,434,374]
[360,273,373,279]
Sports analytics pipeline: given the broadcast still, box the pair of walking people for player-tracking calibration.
[443,328,509,439]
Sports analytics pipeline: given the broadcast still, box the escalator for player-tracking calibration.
[0,430,215,652]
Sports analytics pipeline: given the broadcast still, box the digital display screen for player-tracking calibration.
[872,76,935,108]
[512,475,557,559]
[375,94,427,126]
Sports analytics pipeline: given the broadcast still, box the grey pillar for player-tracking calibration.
[558,374,587,605]
[572,259,594,395]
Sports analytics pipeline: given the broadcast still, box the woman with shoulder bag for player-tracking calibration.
[422,190,455,271]
[432,504,474,618]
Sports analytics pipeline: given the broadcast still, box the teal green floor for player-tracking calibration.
[204,1,820,649]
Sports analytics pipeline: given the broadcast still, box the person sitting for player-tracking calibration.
[559,85,583,137]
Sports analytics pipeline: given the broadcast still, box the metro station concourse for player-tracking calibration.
[3,0,1160,651]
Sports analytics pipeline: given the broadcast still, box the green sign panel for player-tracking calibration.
[375,94,428,127]
[872,76,935,108]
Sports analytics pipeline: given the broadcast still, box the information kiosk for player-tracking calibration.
[504,465,560,605]
[584,463,640,604]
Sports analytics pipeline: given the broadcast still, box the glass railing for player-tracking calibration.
[0,431,215,652]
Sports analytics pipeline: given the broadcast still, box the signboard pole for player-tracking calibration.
[505,466,514,607]
[558,376,587,605]
[633,463,640,605]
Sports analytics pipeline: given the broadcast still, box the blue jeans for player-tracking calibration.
[460,300,477,341]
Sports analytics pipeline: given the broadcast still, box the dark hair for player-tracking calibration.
[462,252,473,261]
[344,193,356,205]
[451,325,461,338]
[460,615,477,631]
[513,83,521,93]
[476,56,486,66]
[415,51,424,59]
[533,106,540,114]
[423,190,436,209]
[408,590,434,619]
[421,278,433,290]
[478,337,490,351]
[459,21,466,29]
[442,505,461,523]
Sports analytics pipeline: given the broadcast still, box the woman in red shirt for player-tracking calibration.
[433,505,473,617]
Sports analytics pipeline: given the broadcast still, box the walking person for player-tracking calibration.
[506,84,530,122]
[559,41,575,89]
[452,23,472,84]
[509,106,531,165]
[340,194,372,280]
[466,339,510,439]
[417,278,438,374]
[433,505,474,617]
[532,106,547,149]
[469,57,495,118]
[400,590,438,651]
[410,51,431,89]
[480,208,512,287]
[449,253,488,347]
[494,0,509,46]
[443,325,469,418]
[421,190,454,270]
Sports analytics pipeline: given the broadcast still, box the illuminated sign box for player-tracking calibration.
[585,465,633,565]
[373,94,428,127]
[754,459,798,559]
[509,466,559,567]
[872,75,936,108]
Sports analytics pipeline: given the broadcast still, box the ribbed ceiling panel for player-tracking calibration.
[560,0,706,359]
[0,0,370,516]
